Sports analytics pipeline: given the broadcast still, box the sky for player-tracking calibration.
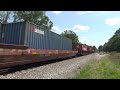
[46,11,120,48]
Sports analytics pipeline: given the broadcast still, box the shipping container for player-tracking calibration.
[0,21,72,50]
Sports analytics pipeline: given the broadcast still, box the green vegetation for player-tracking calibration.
[98,45,103,52]
[74,53,120,79]
[61,30,79,45]
[109,52,120,64]
[0,11,53,30]
[102,28,120,52]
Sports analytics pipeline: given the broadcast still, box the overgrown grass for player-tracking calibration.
[74,53,120,79]
[109,52,120,64]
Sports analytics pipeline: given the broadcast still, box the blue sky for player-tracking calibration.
[46,11,120,48]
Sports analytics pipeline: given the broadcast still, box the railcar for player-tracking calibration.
[0,21,95,69]
[72,43,95,56]
[0,21,78,69]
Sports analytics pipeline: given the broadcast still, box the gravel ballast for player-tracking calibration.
[0,53,106,79]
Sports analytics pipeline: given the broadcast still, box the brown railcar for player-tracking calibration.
[72,44,95,56]
[0,43,78,69]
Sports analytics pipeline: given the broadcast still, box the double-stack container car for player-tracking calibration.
[0,21,77,69]
[0,21,95,69]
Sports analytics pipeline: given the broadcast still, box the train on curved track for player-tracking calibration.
[0,21,95,69]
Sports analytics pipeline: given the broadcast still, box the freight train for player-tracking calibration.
[0,21,95,69]
[72,43,95,56]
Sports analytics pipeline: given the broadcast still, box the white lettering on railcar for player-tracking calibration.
[83,48,87,51]
[34,28,44,35]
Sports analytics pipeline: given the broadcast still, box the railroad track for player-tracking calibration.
[0,68,11,75]
[0,57,74,75]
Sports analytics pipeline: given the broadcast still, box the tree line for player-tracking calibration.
[99,28,120,52]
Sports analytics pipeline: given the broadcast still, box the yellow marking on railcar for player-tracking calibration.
[32,52,38,54]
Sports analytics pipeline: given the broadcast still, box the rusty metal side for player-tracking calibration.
[0,52,77,69]
[0,48,78,69]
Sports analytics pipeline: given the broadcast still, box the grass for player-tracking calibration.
[109,52,120,64]
[74,53,120,79]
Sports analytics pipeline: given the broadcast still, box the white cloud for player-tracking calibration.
[51,26,62,34]
[76,11,94,15]
[51,24,90,35]
[72,25,90,32]
[63,25,90,33]
[105,17,120,26]
[63,28,70,32]
[52,11,62,15]
[98,11,107,13]
[79,37,104,48]
[76,11,111,15]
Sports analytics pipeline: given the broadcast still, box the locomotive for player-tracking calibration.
[73,43,95,56]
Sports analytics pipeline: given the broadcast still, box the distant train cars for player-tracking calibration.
[72,43,95,56]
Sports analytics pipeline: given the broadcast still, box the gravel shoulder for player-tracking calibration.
[0,53,106,79]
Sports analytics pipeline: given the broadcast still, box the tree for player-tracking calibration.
[98,45,103,52]
[109,35,120,52]
[115,28,120,35]
[0,11,12,23]
[102,43,108,52]
[13,11,53,30]
[92,46,97,52]
[102,28,120,52]
[61,30,79,45]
